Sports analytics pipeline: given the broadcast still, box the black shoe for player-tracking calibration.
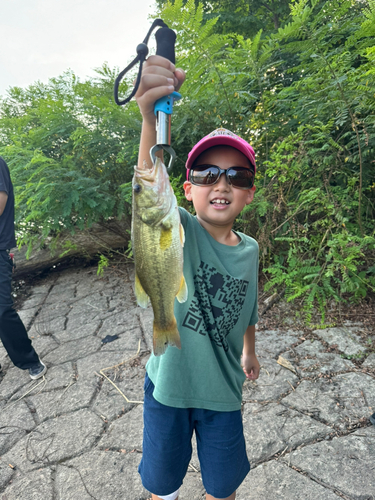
[370,413,375,426]
[29,361,47,380]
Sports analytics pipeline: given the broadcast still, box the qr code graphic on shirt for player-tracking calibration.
[182,261,249,351]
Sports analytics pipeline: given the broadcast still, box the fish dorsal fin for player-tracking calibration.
[135,272,150,308]
[176,274,188,303]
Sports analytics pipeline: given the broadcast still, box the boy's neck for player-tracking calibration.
[196,216,240,246]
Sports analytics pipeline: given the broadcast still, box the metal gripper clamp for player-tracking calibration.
[150,91,181,171]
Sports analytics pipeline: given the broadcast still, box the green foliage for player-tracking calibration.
[0,0,374,320]
[0,67,138,250]
[158,0,292,38]
[97,254,110,277]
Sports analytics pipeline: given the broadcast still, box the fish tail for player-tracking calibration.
[153,319,181,356]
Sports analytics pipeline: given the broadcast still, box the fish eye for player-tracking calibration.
[134,184,142,193]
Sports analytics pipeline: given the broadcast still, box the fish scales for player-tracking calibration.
[132,157,188,356]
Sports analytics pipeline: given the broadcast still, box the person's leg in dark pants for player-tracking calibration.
[0,250,41,371]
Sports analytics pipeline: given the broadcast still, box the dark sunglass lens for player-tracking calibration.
[191,166,219,185]
[228,168,254,188]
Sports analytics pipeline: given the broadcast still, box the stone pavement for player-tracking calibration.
[0,263,374,500]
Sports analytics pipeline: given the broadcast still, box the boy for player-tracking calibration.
[135,55,260,500]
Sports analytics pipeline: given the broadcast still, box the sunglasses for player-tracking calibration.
[189,164,255,190]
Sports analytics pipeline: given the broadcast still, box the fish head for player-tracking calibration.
[132,157,175,225]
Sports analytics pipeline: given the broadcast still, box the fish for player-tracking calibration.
[131,157,188,356]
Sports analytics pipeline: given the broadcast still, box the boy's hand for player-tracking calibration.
[242,353,260,380]
[135,55,186,126]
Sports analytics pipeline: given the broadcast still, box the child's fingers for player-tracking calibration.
[174,68,186,92]
[243,365,260,380]
[139,74,175,94]
[145,55,175,73]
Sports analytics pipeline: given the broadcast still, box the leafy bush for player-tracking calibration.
[0,0,374,319]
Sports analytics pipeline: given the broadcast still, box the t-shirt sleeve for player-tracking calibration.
[178,206,190,229]
[0,159,10,194]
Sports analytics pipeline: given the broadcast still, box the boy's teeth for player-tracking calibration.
[212,199,229,204]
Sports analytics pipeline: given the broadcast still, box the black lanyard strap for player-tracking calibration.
[114,19,175,106]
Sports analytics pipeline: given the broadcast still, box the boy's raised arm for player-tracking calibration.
[135,55,185,170]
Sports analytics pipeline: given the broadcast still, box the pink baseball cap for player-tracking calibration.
[185,128,256,180]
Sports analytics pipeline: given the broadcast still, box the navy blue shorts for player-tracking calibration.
[138,373,250,498]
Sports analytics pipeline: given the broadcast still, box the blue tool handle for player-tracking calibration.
[154,91,181,116]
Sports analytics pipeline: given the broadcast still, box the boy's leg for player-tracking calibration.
[206,493,235,500]
[152,492,179,500]
[139,374,193,497]
[195,408,249,499]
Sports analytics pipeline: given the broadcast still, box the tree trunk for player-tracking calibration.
[12,219,130,278]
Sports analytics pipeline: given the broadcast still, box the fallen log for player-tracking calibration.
[12,219,130,278]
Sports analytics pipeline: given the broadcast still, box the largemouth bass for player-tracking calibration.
[132,157,188,356]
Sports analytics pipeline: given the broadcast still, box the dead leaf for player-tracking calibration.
[277,356,297,375]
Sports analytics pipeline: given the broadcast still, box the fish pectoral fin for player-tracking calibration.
[179,223,185,246]
[159,226,173,251]
[135,273,150,308]
[176,274,188,303]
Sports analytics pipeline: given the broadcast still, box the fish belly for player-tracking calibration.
[133,211,183,355]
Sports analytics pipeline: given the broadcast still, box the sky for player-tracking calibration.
[0,0,158,96]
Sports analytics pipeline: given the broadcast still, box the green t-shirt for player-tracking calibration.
[146,207,259,412]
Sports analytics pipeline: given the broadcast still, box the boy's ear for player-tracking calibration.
[183,181,193,201]
[245,186,256,205]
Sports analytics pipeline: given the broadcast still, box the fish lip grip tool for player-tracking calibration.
[114,20,180,171]
[150,90,181,171]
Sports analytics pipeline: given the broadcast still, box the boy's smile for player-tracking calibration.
[183,146,256,243]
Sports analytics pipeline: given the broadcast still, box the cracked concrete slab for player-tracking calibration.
[28,380,97,422]
[98,404,144,450]
[282,372,375,429]
[43,335,102,365]
[255,329,302,358]
[363,352,375,369]
[92,369,145,421]
[242,402,331,464]
[1,262,373,500]
[2,408,104,472]
[0,400,36,455]
[242,358,299,402]
[76,351,134,384]
[0,467,54,500]
[55,450,148,500]
[313,326,367,356]
[0,460,14,490]
[283,427,375,500]
[53,319,101,342]
[237,460,341,500]
[282,339,355,375]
